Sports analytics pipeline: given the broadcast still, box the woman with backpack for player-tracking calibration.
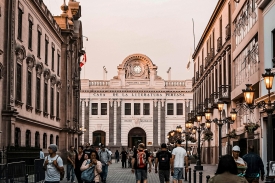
[80,150,102,183]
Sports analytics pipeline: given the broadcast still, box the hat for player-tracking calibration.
[232,145,240,152]
[161,143,167,148]
[49,144,58,152]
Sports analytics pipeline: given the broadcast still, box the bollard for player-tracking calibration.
[25,174,28,183]
[193,169,197,183]
[199,172,203,183]
[189,167,192,183]
[206,175,210,183]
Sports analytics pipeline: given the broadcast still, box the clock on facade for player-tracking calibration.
[133,65,142,74]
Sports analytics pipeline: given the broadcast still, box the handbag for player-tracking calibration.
[81,160,96,182]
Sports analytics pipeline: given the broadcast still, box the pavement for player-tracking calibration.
[61,160,218,183]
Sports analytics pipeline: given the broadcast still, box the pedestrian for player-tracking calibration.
[242,145,265,183]
[128,148,134,168]
[171,139,188,183]
[232,145,247,175]
[131,143,152,183]
[81,150,102,183]
[120,148,128,168]
[40,148,45,159]
[75,145,85,183]
[43,144,64,183]
[115,150,119,163]
[155,143,172,183]
[84,143,92,158]
[208,154,248,183]
[98,144,112,183]
[67,146,76,182]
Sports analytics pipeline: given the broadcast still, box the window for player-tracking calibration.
[56,92,60,118]
[91,103,98,115]
[125,103,131,115]
[167,103,174,115]
[25,130,31,147]
[50,134,53,144]
[28,20,33,49]
[220,17,222,41]
[134,103,140,115]
[143,103,150,115]
[273,30,275,68]
[17,8,23,40]
[50,87,54,116]
[26,71,32,106]
[56,136,59,146]
[101,103,107,115]
[15,128,21,146]
[37,30,41,57]
[36,77,41,109]
[44,83,48,113]
[223,58,226,84]
[43,133,47,149]
[57,54,60,76]
[35,131,39,147]
[45,36,49,65]
[16,63,22,101]
[51,47,55,71]
[177,103,183,115]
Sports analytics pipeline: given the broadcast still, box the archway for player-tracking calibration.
[128,127,146,148]
[93,131,106,146]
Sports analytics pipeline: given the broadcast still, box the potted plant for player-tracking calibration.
[227,129,237,139]
[203,130,213,141]
[243,122,260,133]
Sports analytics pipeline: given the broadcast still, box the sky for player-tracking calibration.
[44,0,218,80]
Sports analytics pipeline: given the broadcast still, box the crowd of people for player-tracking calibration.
[42,141,269,183]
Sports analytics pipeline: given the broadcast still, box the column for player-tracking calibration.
[153,100,158,146]
[116,100,122,146]
[161,100,166,143]
[114,100,117,145]
[174,99,176,116]
[88,100,92,144]
[81,100,85,145]
[158,100,161,145]
[109,99,114,146]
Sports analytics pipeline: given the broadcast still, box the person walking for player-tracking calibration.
[115,150,119,163]
[43,144,64,183]
[232,145,247,176]
[208,154,248,183]
[75,145,85,183]
[171,139,188,183]
[81,150,102,183]
[67,146,76,182]
[242,145,265,183]
[155,143,172,183]
[98,144,112,183]
[120,148,128,168]
[128,148,134,168]
[131,143,152,183]
[40,149,44,159]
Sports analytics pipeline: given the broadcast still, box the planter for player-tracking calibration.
[247,131,254,139]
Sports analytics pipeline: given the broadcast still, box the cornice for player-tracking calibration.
[17,115,62,130]
[81,89,192,93]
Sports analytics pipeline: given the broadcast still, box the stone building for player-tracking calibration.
[80,54,193,151]
[0,0,84,160]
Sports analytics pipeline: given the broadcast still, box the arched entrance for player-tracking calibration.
[128,127,146,148]
[93,131,106,146]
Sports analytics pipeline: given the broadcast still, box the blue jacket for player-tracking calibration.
[242,152,265,178]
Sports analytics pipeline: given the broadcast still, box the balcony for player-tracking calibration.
[210,48,214,61]
[200,65,204,76]
[217,37,222,52]
[204,57,209,69]
[192,77,195,86]
[225,24,231,41]
[210,92,219,109]
[219,85,231,102]
[204,98,212,109]
[196,71,199,81]
[197,103,204,114]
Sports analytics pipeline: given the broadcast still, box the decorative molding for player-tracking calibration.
[15,100,23,108]
[36,61,44,76]
[15,44,26,63]
[50,74,57,86]
[26,105,33,112]
[26,54,35,69]
[43,68,51,81]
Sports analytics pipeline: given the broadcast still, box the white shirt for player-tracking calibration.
[172,147,187,168]
[44,155,63,181]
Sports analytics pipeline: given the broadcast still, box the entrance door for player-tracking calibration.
[128,127,146,148]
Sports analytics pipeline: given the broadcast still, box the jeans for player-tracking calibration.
[66,164,75,182]
[122,160,126,168]
[100,165,109,181]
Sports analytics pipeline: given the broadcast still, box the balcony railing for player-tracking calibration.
[89,80,110,86]
[197,103,204,114]
[210,48,214,60]
[210,92,219,109]
[204,57,209,69]
[217,37,222,52]
[219,85,231,102]
[165,81,185,87]
[225,24,231,41]
[200,65,204,76]
[196,71,199,81]
[204,98,212,109]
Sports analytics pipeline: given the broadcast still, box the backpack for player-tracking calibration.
[137,150,147,168]
[159,151,169,168]
[81,160,96,182]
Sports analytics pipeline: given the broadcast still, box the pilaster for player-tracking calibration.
[109,99,114,146]
[116,99,122,146]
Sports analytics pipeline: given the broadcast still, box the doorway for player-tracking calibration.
[128,127,146,148]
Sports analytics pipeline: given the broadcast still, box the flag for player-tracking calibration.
[80,53,87,67]
[186,51,192,70]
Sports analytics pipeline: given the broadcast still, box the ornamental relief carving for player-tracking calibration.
[56,80,62,90]
[50,74,57,86]
[36,62,44,76]
[15,45,26,63]
[43,68,51,81]
[26,54,35,69]
[124,60,150,79]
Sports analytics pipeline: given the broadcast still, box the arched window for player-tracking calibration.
[15,127,21,146]
[56,135,59,146]
[50,134,53,144]
[35,132,40,147]
[43,133,47,149]
[25,130,31,147]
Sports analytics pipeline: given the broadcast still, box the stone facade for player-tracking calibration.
[80,54,193,151]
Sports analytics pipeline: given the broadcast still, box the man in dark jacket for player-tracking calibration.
[155,143,172,183]
[242,145,265,183]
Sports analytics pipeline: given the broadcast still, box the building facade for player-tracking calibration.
[80,54,193,151]
[0,0,83,161]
